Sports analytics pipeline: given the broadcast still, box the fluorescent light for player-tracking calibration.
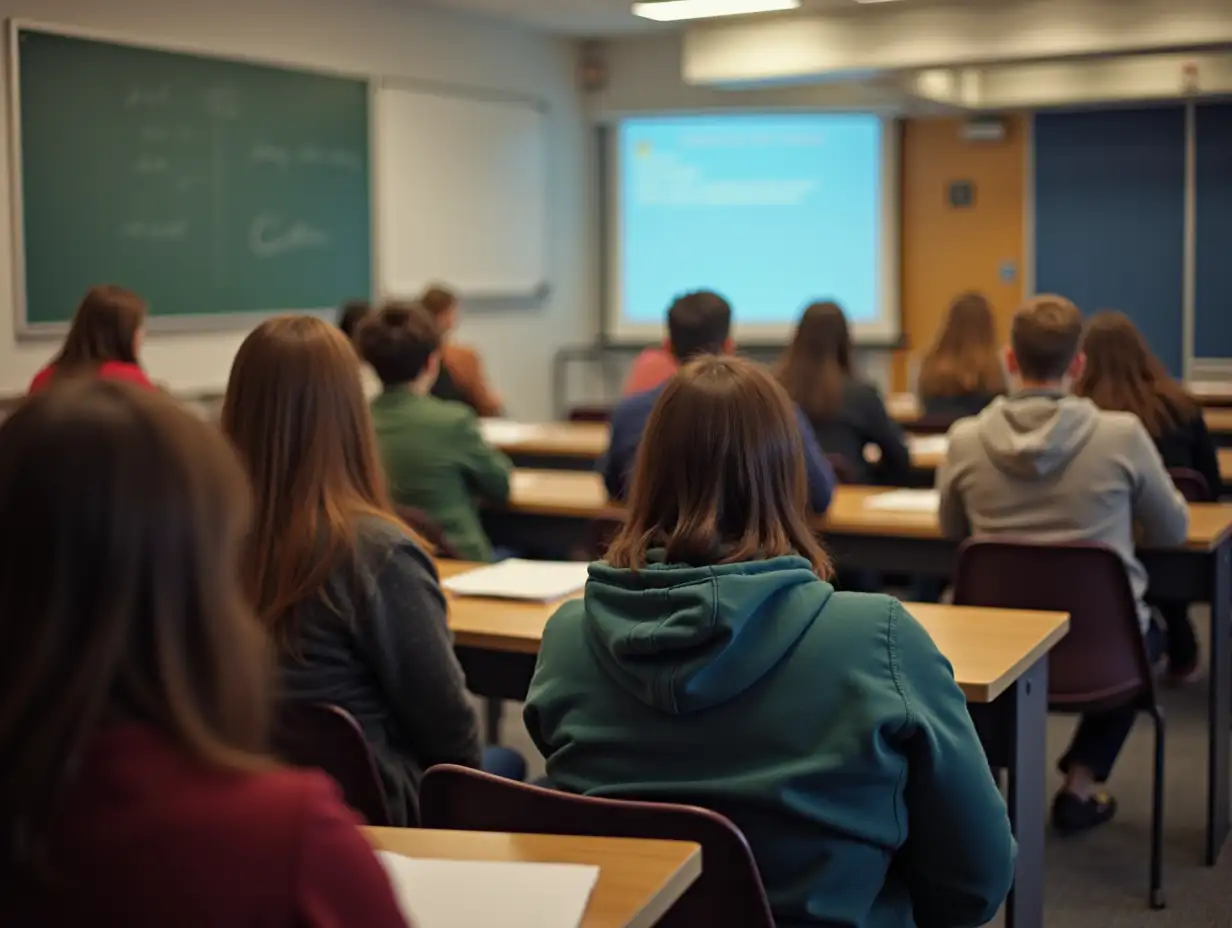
[632,0,801,22]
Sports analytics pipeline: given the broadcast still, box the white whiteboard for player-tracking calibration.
[376,85,548,298]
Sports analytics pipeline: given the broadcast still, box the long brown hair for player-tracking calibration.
[1074,310,1197,437]
[606,356,831,577]
[776,301,853,423]
[918,292,1007,399]
[221,316,406,644]
[53,285,147,373]
[0,380,270,882]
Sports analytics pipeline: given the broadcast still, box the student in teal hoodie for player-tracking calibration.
[524,356,1016,928]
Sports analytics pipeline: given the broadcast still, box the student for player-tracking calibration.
[621,341,678,396]
[918,292,1007,420]
[1075,309,1218,682]
[602,290,836,510]
[0,380,407,927]
[223,315,504,826]
[337,299,382,400]
[420,285,503,417]
[526,356,1015,928]
[777,301,910,485]
[938,295,1189,834]
[359,303,514,563]
[29,285,153,393]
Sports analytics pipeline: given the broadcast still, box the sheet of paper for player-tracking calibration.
[909,435,950,455]
[442,558,590,602]
[1188,381,1232,396]
[863,489,941,513]
[480,419,540,445]
[378,852,599,928]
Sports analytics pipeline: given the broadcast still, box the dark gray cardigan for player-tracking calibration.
[279,518,481,825]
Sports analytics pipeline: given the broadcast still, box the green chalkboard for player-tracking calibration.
[14,27,371,329]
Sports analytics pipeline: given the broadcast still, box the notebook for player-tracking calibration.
[442,558,590,602]
[863,489,941,513]
[908,435,950,456]
[479,419,539,445]
[377,852,599,928]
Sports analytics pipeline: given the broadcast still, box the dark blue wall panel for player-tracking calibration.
[1196,103,1232,359]
[1034,107,1186,375]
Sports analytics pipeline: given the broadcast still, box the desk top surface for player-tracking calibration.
[365,827,701,928]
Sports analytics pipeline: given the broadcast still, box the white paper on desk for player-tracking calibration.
[378,852,599,928]
[909,435,950,455]
[480,419,539,445]
[442,558,590,602]
[864,489,941,513]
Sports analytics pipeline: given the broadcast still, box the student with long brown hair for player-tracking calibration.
[526,356,1015,928]
[29,285,154,393]
[0,380,407,926]
[1076,309,1217,682]
[917,292,1007,419]
[222,315,511,827]
[420,285,503,417]
[777,300,910,484]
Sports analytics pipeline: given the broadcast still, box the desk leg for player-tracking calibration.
[1206,540,1231,865]
[1003,657,1048,928]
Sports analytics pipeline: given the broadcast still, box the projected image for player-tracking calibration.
[614,113,887,339]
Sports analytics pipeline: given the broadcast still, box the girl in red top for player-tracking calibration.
[28,284,155,393]
[0,379,409,928]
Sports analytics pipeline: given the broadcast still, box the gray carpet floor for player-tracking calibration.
[492,603,1232,926]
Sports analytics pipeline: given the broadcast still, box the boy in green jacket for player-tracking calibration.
[358,303,512,562]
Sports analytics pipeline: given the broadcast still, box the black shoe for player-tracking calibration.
[1052,790,1117,836]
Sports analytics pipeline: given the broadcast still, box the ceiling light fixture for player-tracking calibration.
[632,0,802,23]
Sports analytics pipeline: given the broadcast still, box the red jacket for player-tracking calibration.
[29,360,154,394]
[1,725,409,928]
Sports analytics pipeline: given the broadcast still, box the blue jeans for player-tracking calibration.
[481,746,527,782]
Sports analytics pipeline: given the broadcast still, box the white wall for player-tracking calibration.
[0,0,591,420]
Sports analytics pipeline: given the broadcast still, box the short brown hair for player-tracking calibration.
[605,355,831,577]
[667,291,732,362]
[1011,295,1083,382]
[420,285,457,320]
[357,302,441,386]
[53,285,147,374]
[0,380,270,882]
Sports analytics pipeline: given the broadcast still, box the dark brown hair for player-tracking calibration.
[337,299,372,342]
[420,285,457,322]
[918,292,1007,399]
[0,380,269,881]
[1011,295,1083,382]
[666,291,732,362]
[1075,310,1197,437]
[221,316,407,645]
[357,302,441,387]
[776,301,853,423]
[606,355,831,578]
[52,285,147,373]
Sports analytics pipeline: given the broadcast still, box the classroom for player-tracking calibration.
[1,1,1232,927]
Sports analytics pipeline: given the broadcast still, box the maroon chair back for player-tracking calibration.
[1168,467,1212,502]
[273,703,395,826]
[396,506,463,560]
[826,453,860,485]
[420,765,774,928]
[568,405,613,424]
[906,413,956,435]
[952,540,1156,711]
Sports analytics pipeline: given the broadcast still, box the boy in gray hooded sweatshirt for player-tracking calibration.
[937,295,1189,835]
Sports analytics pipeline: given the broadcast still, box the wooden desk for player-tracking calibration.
[1190,382,1232,408]
[483,421,609,470]
[365,827,701,928]
[483,471,1232,868]
[1205,407,1232,443]
[1219,448,1232,489]
[442,559,1066,928]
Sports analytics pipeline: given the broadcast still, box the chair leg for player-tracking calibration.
[1150,707,1167,910]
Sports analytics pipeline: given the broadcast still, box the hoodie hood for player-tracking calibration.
[976,391,1100,480]
[582,555,831,715]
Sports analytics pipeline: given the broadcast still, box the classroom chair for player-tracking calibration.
[272,702,395,827]
[906,412,957,436]
[419,764,774,928]
[826,453,860,485]
[952,540,1167,910]
[567,404,613,424]
[1168,467,1212,503]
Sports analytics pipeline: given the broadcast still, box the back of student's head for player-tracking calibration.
[221,316,398,641]
[420,285,459,334]
[0,379,269,882]
[1075,310,1196,437]
[1010,295,1084,383]
[666,291,732,362]
[54,285,147,372]
[356,302,441,387]
[776,300,853,423]
[337,299,372,342]
[918,292,1007,398]
[606,355,831,578]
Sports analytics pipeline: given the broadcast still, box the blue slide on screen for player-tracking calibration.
[614,113,887,340]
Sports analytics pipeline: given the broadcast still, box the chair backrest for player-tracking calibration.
[826,453,860,485]
[419,765,774,928]
[396,506,463,560]
[907,412,956,435]
[1169,467,1212,502]
[568,404,613,424]
[272,703,394,826]
[952,540,1155,710]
